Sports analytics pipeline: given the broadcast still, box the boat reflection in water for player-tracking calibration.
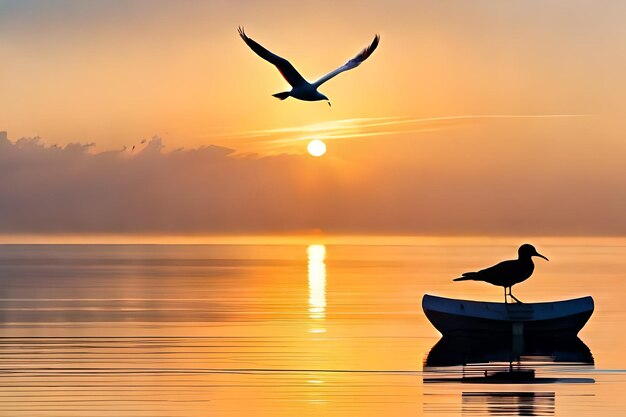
[423,336,594,416]
[462,391,555,416]
[425,336,594,383]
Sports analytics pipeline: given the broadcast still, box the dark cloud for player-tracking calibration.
[1,130,625,237]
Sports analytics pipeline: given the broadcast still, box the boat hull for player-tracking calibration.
[422,294,594,338]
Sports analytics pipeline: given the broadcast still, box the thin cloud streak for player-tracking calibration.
[249,114,589,135]
[231,114,590,152]
[241,117,402,137]
[266,128,445,148]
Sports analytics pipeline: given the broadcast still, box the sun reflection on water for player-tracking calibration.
[307,244,327,333]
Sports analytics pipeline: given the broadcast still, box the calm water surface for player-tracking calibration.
[0,239,625,416]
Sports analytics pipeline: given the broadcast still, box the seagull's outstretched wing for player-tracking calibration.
[313,34,380,87]
[238,27,308,88]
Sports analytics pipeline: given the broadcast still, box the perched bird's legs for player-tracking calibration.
[504,287,508,304]
[508,287,523,303]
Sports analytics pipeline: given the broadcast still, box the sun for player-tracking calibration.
[307,139,327,157]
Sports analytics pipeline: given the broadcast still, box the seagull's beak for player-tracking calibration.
[535,252,549,261]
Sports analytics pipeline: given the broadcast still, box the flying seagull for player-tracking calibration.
[453,244,549,303]
[238,27,379,106]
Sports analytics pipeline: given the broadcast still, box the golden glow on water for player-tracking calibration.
[307,244,327,334]
[0,238,625,415]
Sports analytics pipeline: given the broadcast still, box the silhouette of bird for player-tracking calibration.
[453,244,549,303]
[238,27,379,106]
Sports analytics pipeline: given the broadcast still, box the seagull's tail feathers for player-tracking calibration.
[453,272,478,282]
[272,91,290,100]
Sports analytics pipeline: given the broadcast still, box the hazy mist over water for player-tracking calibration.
[0,239,624,416]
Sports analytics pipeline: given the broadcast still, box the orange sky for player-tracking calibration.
[1,1,626,237]
[2,1,625,150]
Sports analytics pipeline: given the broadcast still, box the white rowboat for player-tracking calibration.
[422,294,594,338]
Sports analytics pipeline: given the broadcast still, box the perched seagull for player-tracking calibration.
[238,27,379,106]
[453,244,549,303]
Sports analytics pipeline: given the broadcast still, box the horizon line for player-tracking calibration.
[1,233,625,246]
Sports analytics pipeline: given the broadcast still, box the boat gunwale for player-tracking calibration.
[422,293,594,323]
